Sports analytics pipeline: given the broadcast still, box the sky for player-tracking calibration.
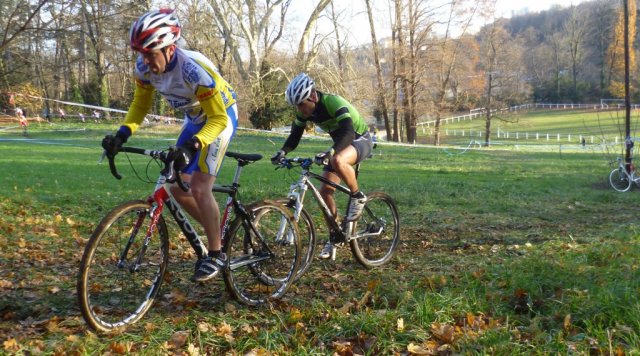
[287,0,591,49]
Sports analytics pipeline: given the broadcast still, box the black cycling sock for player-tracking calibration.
[208,250,221,258]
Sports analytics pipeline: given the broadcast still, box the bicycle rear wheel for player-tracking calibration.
[223,200,301,306]
[349,191,400,268]
[609,167,633,192]
[77,200,169,333]
[278,199,316,282]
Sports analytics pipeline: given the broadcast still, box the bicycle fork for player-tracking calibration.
[117,204,161,273]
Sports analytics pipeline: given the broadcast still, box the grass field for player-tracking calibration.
[416,108,640,149]
[1,117,640,354]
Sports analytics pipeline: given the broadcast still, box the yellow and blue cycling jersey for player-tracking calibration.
[121,48,238,146]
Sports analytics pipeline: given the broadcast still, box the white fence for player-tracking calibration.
[431,128,622,146]
[416,102,640,128]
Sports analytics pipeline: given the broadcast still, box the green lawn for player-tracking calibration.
[1,122,639,354]
[417,108,640,148]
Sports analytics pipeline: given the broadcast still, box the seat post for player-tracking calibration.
[232,161,243,185]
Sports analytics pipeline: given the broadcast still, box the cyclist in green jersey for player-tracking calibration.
[271,73,374,259]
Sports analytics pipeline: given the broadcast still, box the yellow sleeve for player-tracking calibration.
[193,86,228,145]
[122,80,154,134]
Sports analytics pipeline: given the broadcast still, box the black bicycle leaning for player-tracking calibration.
[274,156,400,280]
[77,146,301,334]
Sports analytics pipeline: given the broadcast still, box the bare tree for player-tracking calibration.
[0,0,49,52]
[295,0,332,71]
[564,4,588,101]
[365,0,392,141]
[430,0,484,146]
[479,22,527,146]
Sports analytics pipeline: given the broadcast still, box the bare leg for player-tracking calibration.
[171,171,220,252]
[319,171,340,226]
[330,145,359,193]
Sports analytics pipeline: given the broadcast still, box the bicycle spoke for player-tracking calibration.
[223,202,300,305]
[350,192,400,268]
[78,201,169,333]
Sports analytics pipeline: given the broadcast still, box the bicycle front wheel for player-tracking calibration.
[77,200,169,333]
[609,167,632,192]
[223,200,301,306]
[350,191,400,268]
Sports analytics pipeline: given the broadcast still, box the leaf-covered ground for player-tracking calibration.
[1,129,639,354]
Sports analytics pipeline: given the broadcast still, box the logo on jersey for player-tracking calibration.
[196,87,215,101]
[183,61,200,84]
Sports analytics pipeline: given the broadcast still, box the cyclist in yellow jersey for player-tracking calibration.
[102,9,238,282]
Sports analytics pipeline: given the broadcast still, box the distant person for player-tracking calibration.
[43,107,51,123]
[16,107,28,136]
[93,110,101,122]
[79,113,86,123]
[101,9,239,282]
[58,108,66,121]
[271,72,373,259]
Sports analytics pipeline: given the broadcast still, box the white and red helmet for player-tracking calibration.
[285,73,315,106]
[130,9,181,53]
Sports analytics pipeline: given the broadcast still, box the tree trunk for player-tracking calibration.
[484,73,493,146]
[365,0,391,141]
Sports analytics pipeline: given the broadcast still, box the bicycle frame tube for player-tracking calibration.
[288,163,364,240]
[296,170,346,234]
[158,184,208,259]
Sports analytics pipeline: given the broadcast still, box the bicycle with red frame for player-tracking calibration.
[77,146,301,334]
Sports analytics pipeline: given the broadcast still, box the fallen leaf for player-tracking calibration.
[431,322,455,343]
[0,279,13,289]
[397,318,404,331]
[216,321,234,342]
[407,342,434,355]
[3,338,19,352]
[563,314,572,330]
[187,343,200,356]
[75,236,89,246]
[66,217,76,226]
[65,334,79,343]
[168,330,189,349]
[197,321,212,332]
[224,302,236,313]
[332,340,353,355]
[108,341,130,354]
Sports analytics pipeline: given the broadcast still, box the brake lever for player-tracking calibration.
[160,148,189,192]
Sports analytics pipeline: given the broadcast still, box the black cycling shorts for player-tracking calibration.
[324,131,374,172]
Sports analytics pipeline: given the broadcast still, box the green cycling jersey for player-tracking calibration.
[282,91,368,154]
